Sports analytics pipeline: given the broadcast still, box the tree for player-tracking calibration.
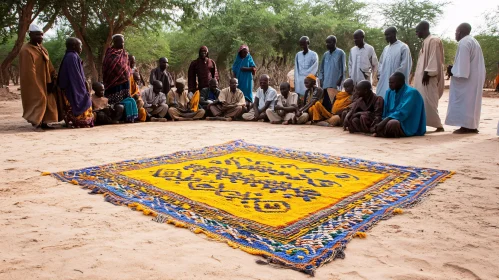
[378,0,448,71]
[60,0,197,81]
[0,0,59,85]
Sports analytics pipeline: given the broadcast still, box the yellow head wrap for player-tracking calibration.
[306,74,317,81]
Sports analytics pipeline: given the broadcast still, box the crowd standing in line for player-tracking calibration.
[18,21,488,137]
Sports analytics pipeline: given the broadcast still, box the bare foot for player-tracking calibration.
[224,117,233,122]
[305,121,312,125]
[282,121,289,125]
[435,127,444,132]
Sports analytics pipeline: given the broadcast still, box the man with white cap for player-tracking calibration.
[166,77,205,121]
[18,24,59,129]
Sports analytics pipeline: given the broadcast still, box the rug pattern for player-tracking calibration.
[51,140,453,275]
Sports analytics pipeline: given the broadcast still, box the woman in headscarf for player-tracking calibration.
[102,34,138,122]
[232,45,256,108]
[57,37,94,128]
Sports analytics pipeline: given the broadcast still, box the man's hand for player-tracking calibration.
[336,76,343,87]
[422,71,430,86]
[446,65,453,77]
[253,110,260,121]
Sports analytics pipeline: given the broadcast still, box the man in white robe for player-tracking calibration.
[446,23,486,134]
[376,27,412,99]
[349,29,378,85]
[414,21,445,132]
[294,36,319,96]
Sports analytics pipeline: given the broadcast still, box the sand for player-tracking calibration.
[0,89,498,280]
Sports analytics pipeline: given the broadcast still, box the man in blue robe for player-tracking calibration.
[318,35,346,111]
[374,72,426,138]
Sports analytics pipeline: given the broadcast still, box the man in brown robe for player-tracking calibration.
[187,46,219,94]
[414,21,445,132]
[19,24,59,129]
[343,80,384,134]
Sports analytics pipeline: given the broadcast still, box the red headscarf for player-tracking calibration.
[238,45,249,53]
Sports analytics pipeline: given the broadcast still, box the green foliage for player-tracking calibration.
[475,35,499,85]
[43,29,70,69]
[441,38,456,65]
[378,0,448,70]
[126,29,171,69]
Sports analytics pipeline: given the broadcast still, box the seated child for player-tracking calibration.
[92,82,122,125]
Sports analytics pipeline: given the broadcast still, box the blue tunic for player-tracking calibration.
[383,84,426,136]
[232,53,256,102]
[318,48,346,90]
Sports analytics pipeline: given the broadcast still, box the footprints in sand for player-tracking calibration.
[443,263,482,280]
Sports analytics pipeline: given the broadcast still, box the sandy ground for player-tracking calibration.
[0,89,498,280]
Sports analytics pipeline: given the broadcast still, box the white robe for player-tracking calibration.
[348,43,378,85]
[414,35,445,128]
[445,35,486,129]
[376,40,412,99]
[294,50,319,96]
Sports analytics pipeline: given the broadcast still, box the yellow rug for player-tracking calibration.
[51,140,453,275]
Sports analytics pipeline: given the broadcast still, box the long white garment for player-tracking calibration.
[445,35,486,129]
[414,35,445,128]
[348,43,378,85]
[376,40,412,99]
[294,50,319,96]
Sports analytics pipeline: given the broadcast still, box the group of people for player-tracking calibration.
[18,20,487,137]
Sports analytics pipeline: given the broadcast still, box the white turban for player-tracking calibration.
[112,34,124,40]
[176,77,186,85]
[29,24,43,32]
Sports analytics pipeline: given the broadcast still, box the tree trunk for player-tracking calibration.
[62,6,99,81]
[0,1,36,85]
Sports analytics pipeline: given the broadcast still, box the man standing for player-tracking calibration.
[318,35,346,107]
[208,78,245,121]
[266,82,299,125]
[142,80,168,122]
[150,57,174,96]
[294,36,319,96]
[18,24,59,129]
[188,46,219,94]
[374,72,426,138]
[446,23,486,134]
[349,30,378,85]
[377,27,412,99]
[414,21,445,132]
[242,75,278,121]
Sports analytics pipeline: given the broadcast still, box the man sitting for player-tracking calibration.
[207,78,245,121]
[242,74,277,121]
[374,72,426,138]
[296,74,326,124]
[323,78,355,127]
[142,80,168,122]
[199,78,221,113]
[167,78,205,121]
[266,82,298,125]
[91,82,121,125]
[343,80,384,134]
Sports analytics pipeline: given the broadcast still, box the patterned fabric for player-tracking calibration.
[105,81,130,105]
[102,47,129,90]
[63,94,94,128]
[51,140,453,275]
